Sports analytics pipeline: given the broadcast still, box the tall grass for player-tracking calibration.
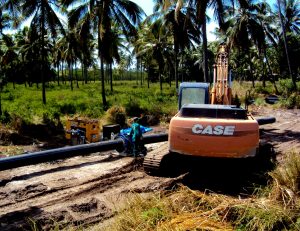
[1,81,178,126]
[1,79,298,127]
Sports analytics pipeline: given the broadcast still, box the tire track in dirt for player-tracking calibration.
[0,146,180,231]
[253,107,300,155]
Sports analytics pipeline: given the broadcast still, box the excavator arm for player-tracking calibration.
[211,44,232,105]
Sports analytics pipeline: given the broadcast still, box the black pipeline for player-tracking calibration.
[256,117,276,126]
[0,133,168,171]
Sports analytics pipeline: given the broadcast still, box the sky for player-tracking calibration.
[131,0,154,16]
[6,0,278,41]
[130,0,218,41]
[130,0,279,41]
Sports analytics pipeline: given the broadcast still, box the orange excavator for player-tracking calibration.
[143,44,274,172]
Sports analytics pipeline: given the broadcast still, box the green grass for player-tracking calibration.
[1,81,178,125]
[1,79,299,127]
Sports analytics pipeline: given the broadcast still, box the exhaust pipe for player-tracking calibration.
[0,133,168,171]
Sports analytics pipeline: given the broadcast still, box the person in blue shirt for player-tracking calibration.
[130,117,143,157]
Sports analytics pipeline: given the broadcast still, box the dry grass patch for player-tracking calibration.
[107,152,300,231]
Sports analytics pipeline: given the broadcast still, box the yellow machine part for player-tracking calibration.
[65,117,100,143]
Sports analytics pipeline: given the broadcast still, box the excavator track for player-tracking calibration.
[143,142,170,174]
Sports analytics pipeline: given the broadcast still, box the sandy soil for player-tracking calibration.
[0,107,299,230]
[251,106,300,155]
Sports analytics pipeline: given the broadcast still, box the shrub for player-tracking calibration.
[279,93,300,109]
[0,110,11,124]
[255,85,273,95]
[125,100,144,117]
[9,114,29,132]
[6,92,14,101]
[154,90,166,102]
[269,151,300,207]
[105,105,127,127]
[59,103,76,114]
[278,79,296,97]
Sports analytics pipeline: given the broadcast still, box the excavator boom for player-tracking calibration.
[211,44,232,105]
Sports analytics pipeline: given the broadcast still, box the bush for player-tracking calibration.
[255,85,273,95]
[279,93,300,109]
[278,79,296,97]
[125,100,144,117]
[59,103,76,114]
[269,151,300,206]
[9,114,29,132]
[0,110,11,124]
[105,105,127,127]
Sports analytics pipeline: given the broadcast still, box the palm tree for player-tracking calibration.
[26,0,65,103]
[255,2,280,91]
[223,1,267,87]
[276,0,299,89]
[279,0,300,34]
[4,0,65,104]
[175,0,251,83]
[52,37,64,85]
[135,22,172,91]
[102,25,128,92]
[0,11,10,115]
[62,0,144,108]
[77,23,94,85]
[0,11,10,36]
[150,0,200,88]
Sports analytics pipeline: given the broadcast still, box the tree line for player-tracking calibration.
[0,0,299,113]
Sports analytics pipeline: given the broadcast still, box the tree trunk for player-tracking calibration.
[175,49,179,89]
[169,69,172,87]
[110,63,113,92]
[100,57,107,108]
[81,64,84,85]
[159,72,162,91]
[202,17,209,83]
[249,57,255,88]
[85,65,88,84]
[75,63,79,88]
[136,58,139,85]
[0,87,2,116]
[57,63,60,86]
[147,65,150,89]
[277,0,296,90]
[107,64,109,85]
[61,63,65,84]
[140,62,143,86]
[41,0,46,104]
[69,63,73,91]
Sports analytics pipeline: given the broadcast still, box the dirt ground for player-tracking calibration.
[0,106,299,230]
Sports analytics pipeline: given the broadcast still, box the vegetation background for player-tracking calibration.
[0,0,299,126]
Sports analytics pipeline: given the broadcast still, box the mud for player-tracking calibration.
[0,107,299,230]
